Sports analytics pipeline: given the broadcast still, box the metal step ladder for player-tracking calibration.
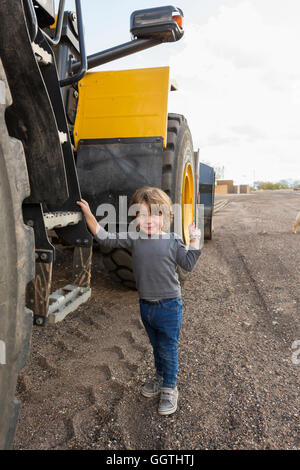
[24,205,92,326]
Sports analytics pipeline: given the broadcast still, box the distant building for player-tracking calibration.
[215,179,249,194]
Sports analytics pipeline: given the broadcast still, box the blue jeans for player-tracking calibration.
[139,296,183,389]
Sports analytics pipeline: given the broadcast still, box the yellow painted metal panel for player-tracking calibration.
[74,67,170,149]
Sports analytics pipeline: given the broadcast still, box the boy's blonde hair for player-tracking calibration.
[130,186,174,230]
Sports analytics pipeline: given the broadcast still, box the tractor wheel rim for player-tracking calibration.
[181,162,194,244]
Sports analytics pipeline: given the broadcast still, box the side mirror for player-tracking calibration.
[130,6,184,43]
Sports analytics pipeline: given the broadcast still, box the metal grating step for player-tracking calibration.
[32,42,53,65]
[48,284,91,324]
[43,211,82,230]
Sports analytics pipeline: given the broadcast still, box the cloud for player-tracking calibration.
[168,0,300,183]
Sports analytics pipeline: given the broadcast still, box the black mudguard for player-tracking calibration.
[76,137,163,224]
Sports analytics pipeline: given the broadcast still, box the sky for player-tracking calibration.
[55,0,300,184]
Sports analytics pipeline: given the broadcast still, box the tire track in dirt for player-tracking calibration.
[217,233,300,340]
[181,238,269,449]
[14,289,149,449]
[210,219,299,447]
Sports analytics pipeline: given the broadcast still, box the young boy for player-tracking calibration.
[77,186,201,415]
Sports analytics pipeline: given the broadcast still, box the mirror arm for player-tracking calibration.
[71,38,161,73]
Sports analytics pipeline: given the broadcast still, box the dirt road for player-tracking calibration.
[14,191,300,450]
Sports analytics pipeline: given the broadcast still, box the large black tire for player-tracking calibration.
[161,113,196,283]
[100,243,136,290]
[204,211,214,241]
[100,113,196,287]
[199,163,215,241]
[0,61,34,449]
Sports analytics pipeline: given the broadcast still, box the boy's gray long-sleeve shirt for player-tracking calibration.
[94,229,201,300]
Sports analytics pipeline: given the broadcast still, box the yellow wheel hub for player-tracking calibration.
[181,162,194,244]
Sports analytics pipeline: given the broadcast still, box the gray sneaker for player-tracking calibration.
[141,374,163,397]
[158,387,178,415]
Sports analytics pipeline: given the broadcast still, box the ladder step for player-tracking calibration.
[32,42,53,65]
[43,211,82,230]
[48,284,91,324]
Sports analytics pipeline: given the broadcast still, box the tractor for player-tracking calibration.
[0,0,214,449]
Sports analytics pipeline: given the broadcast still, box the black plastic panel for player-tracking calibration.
[76,137,163,222]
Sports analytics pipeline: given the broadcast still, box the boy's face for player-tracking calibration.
[137,202,163,235]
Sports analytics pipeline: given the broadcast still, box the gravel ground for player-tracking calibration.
[14,191,300,450]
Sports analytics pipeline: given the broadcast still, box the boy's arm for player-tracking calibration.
[175,223,201,272]
[77,200,100,236]
[76,199,132,250]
